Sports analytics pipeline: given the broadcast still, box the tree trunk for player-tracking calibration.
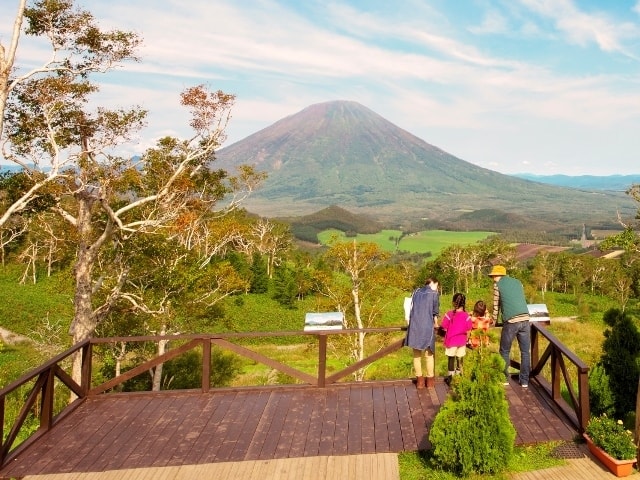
[69,194,111,387]
[152,326,169,391]
[352,284,365,381]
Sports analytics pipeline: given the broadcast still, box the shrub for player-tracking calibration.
[588,363,615,417]
[600,308,640,418]
[429,349,516,476]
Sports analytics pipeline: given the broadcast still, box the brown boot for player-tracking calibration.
[426,376,435,388]
[416,376,426,389]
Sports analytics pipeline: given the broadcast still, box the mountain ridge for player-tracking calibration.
[512,173,640,191]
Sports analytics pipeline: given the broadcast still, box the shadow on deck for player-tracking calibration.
[0,377,577,478]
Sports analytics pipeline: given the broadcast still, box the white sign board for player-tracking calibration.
[304,312,344,331]
[527,304,551,323]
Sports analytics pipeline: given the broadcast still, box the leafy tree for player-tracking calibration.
[319,239,393,380]
[2,2,264,385]
[0,0,142,226]
[248,218,292,278]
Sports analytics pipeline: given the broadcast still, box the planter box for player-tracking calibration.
[583,434,637,477]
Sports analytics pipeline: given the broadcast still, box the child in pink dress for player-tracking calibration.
[441,292,473,386]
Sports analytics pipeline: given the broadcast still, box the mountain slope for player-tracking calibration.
[214,101,635,226]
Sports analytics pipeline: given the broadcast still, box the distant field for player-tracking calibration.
[317,229,495,256]
[590,229,622,240]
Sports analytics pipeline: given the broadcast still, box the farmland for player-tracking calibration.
[317,229,496,257]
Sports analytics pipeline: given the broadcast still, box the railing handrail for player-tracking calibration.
[530,323,589,372]
[0,339,89,398]
[529,322,590,433]
[87,326,406,343]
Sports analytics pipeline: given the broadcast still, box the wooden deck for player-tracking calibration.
[0,377,578,479]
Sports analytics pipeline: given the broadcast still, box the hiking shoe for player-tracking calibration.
[521,383,528,388]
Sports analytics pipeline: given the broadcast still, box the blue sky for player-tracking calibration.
[6,0,640,175]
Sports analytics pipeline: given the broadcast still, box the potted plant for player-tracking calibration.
[584,414,637,477]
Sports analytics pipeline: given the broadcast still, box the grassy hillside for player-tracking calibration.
[0,265,75,386]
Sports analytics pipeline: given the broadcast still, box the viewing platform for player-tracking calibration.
[0,324,591,478]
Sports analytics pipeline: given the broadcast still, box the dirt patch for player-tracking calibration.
[0,326,31,345]
[550,317,578,322]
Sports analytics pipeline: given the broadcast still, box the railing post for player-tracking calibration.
[0,396,5,465]
[318,334,327,388]
[202,337,211,392]
[40,368,55,430]
[81,342,92,397]
[577,366,590,434]
[551,347,561,402]
[530,325,539,369]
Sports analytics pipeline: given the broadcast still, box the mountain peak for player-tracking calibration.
[214,101,635,225]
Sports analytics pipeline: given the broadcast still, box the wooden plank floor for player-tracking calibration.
[16,454,401,480]
[0,378,578,479]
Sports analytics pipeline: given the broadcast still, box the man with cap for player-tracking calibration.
[488,265,530,387]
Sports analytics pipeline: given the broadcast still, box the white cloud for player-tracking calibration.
[518,0,640,58]
[469,10,510,35]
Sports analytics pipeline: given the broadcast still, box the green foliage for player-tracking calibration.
[429,350,515,477]
[599,308,640,418]
[226,251,251,283]
[588,364,615,417]
[250,253,269,294]
[220,292,312,340]
[99,347,242,391]
[272,265,297,308]
[163,348,243,389]
[585,414,637,460]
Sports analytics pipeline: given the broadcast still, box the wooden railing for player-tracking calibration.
[529,322,590,434]
[0,322,591,467]
[0,327,407,466]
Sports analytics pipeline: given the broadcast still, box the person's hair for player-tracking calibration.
[452,292,466,311]
[425,276,438,285]
[473,300,487,317]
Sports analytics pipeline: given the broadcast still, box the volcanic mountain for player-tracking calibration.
[213,101,635,228]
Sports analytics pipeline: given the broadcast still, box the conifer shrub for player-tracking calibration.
[588,363,615,417]
[429,349,516,477]
[600,308,640,419]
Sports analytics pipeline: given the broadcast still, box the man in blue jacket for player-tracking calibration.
[488,265,530,387]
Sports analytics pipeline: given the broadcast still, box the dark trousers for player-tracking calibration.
[499,320,531,385]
